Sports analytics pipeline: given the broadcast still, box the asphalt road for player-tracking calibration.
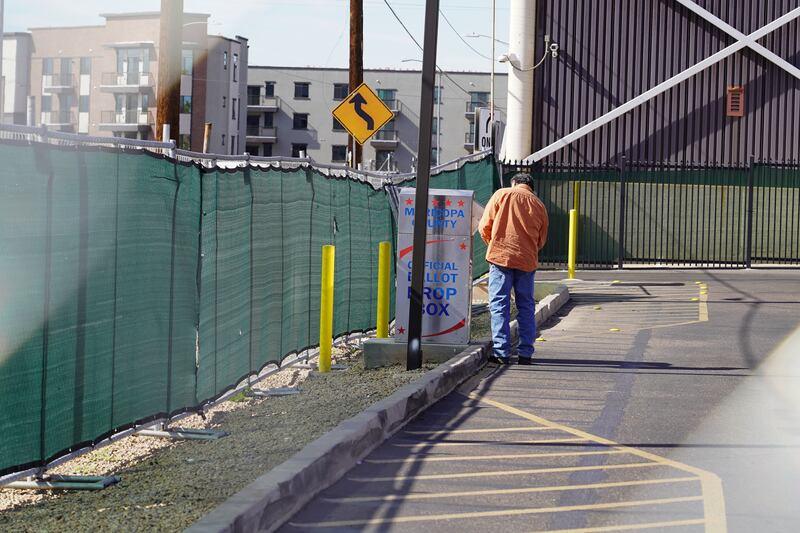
[280,269,800,533]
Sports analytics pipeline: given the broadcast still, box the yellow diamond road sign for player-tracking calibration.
[332,83,395,145]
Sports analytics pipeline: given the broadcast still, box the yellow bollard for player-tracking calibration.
[568,208,578,279]
[376,241,391,338]
[319,245,335,373]
[573,181,581,213]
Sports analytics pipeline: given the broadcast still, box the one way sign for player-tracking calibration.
[332,83,395,145]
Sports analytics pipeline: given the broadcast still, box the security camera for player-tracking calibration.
[549,42,560,58]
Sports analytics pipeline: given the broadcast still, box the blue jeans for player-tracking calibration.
[488,264,536,359]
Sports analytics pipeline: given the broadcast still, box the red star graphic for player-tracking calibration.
[405,198,413,205]
[458,200,465,207]
[445,199,452,207]
[398,326,406,334]
[460,242,467,251]
[432,199,440,207]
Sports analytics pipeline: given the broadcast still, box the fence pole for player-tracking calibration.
[617,157,627,269]
[745,155,755,268]
[319,245,336,373]
[568,208,578,279]
[376,241,391,338]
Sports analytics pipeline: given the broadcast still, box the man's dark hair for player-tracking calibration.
[511,172,533,187]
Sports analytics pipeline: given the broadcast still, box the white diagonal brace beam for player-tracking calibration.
[675,0,800,81]
[525,6,800,163]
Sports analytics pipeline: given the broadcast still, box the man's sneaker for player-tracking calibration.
[517,356,533,365]
[488,354,511,365]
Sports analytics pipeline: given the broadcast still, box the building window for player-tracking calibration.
[247,85,260,105]
[42,58,53,75]
[233,53,239,82]
[246,145,259,156]
[114,94,124,112]
[293,113,308,130]
[468,91,489,112]
[331,145,348,162]
[179,134,191,150]
[432,117,442,135]
[431,147,441,163]
[221,134,226,146]
[141,94,150,110]
[264,112,274,128]
[222,96,227,108]
[294,82,310,99]
[291,143,307,158]
[262,144,273,157]
[232,98,237,120]
[60,58,72,75]
[80,57,91,76]
[182,49,194,75]
[79,95,90,113]
[181,95,192,114]
[231,135,237,155]
[223,51,228,69]
[376,88,396,109]
[42,95,52,112]
[434,86,443,105]
[264,82,275,97]
[333,83,349,100]
[333,117,345,131]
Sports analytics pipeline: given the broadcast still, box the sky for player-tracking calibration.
[4,0,512,73]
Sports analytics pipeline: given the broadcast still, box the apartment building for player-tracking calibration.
[1,32,33,125]
[21,12,247,154]
[246,66,507,171]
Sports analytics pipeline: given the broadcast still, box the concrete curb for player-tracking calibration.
[185,284,570,533]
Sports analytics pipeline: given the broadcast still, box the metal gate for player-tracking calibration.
[503,160,800,269]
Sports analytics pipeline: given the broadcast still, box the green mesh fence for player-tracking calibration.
[0,140,497,477]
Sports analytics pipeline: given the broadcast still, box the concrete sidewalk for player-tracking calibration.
[278,274,759,532]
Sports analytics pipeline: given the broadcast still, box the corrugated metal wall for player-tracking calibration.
[532,0,800,165]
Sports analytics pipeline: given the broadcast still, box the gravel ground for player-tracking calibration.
[0,346,433,532]
[0,281,557,532]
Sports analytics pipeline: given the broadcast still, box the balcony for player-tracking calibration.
[247,95,280,111]
[99,110,153,132]
[41,110,75,127]
[43,73,76,93]
[464,131,476,148]
[246,126,278,143]
[465,101,488,117]
[370,129,399,148]
[381,99,401,113]
[99,71,154,93]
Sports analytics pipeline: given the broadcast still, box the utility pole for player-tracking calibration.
[349,0,363,168]
[406,0,441,371]
[505,0,536,160]
[157,0,183,143]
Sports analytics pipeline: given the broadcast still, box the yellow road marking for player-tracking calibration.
[349,461,660,482]
[467,393,727,533]
[365,449,628,464]
[323,476,698,503]
[699,289,709,322]
[404,426,546,435]
[289,496,703,528]
[526,518,707,533]
[391,437,589,448]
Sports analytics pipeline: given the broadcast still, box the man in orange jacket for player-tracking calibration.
[478,172,549,365]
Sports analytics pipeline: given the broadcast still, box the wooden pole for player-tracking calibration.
[157,0,183,142]
[349,0,363,168]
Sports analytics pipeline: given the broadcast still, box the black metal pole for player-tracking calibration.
[745,154,755,268]
[617,156,627,269]
[407,0,440,371]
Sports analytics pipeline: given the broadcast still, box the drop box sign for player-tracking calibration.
[395,187,474,344]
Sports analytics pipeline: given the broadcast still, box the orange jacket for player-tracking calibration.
[478,184,549,272]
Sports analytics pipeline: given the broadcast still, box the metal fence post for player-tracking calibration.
[745,155,755,268]
[617,157,627,269]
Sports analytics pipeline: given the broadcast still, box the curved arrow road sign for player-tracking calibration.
[333,83,395,145]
